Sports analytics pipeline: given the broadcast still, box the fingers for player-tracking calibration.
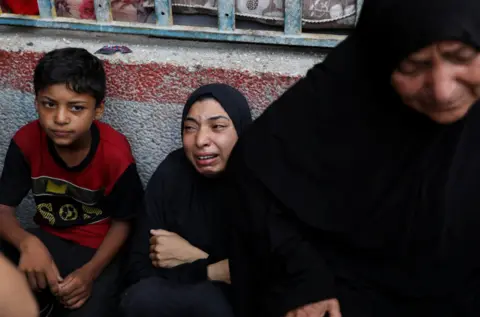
[69,297,88,310]
[158,260,177,268]
[149,251,165,262]
[26,271,39,291]
[151,258,181,268]
[63,293,89,310]
[58,276,77,297]
[149,235,171,247]
[149,247,172,262]
[327,299,342,317]
[149,235,158,245]
[303,302,326,316]
[297,310,309,317]
[60,285,85,302]
[286,299,341,317]
[36,271,47,290]
[149,244,161,253]
[46,262,62,294]
[150,229,172,236]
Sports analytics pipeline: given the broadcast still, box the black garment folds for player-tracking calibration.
[226,0,480,316]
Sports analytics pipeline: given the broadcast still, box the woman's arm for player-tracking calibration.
[126,165,214,286]
[0,254,39,317]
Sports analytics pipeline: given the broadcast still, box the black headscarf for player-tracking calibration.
[228,0,480,315]
[126,84,251,286]
[182,83,252,136]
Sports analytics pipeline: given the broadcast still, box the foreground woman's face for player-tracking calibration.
[391,41,480,124]
[183,98,238,176]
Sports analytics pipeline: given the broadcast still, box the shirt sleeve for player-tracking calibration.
[105,163,144,220]
[0,140,31,207]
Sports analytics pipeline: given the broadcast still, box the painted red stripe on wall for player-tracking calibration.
[0,50,299,110]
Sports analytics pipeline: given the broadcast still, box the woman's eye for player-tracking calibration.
[396,61,422,76]
[450,48,477,64]
[213,125,227,130]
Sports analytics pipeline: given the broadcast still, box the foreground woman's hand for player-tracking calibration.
[149,229,208,268]
[285,299,341,317]
[0,254,39,317]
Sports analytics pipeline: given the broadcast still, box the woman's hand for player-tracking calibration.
[285,299,341,317]
[149,229,208,268]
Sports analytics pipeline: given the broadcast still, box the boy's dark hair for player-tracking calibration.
[34,47,106,107]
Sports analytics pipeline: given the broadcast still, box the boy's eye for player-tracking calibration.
[71,105,85,112]
[183,126,196,132]
[42,102,55,108]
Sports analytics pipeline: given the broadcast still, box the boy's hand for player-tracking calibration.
[18,235,63,294]
[149,229,208,268]
[57,266,94,310]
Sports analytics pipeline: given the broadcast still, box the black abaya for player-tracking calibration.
[227,0,480,316]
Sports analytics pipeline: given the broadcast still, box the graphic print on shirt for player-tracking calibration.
[32,176,106,227]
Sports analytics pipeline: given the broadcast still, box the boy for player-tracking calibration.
[0,48,144,317]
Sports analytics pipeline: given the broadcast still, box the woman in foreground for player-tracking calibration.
[227,0,480,316]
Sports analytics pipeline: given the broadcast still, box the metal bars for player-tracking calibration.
[0,0,362,48]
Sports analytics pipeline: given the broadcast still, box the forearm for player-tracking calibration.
[207,259,228,282]
[0,205,33,250]
[84,220,131,279]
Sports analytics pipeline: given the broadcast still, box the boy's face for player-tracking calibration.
[35,84,104,148]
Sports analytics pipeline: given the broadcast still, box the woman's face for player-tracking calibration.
[183,98,239,176]
[391,41,480,124]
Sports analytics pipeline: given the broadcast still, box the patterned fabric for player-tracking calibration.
[175,0,356,28]
[50,0,356,28]
[55,0,153,22]
[1,0,39,15]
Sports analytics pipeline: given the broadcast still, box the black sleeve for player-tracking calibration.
[229,161,335,317]
[125,166,209,287]
[0,140,31,207]
[106,163,144,220]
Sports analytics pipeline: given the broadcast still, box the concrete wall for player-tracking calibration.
[0,26,326,226]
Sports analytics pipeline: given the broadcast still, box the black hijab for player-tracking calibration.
[230,0,480,302]
[182,83,252,136]
[126,84,251,285]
